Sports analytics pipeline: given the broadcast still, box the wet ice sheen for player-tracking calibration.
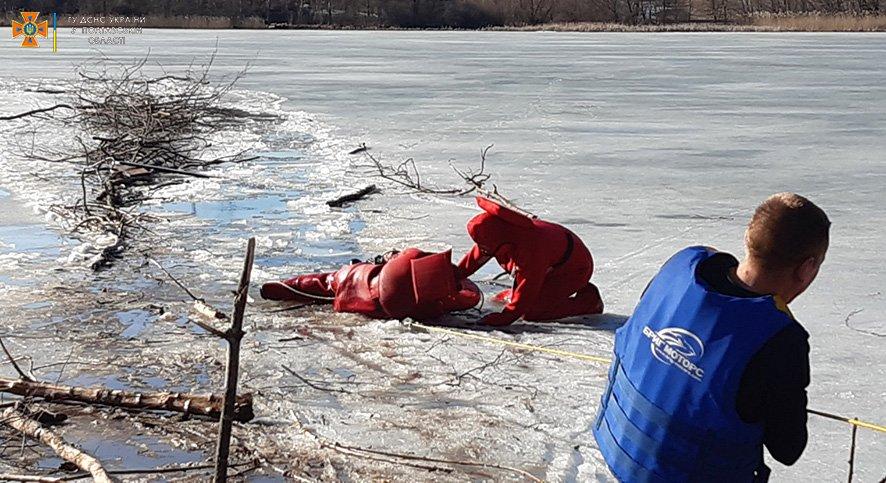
[0,32,884,481]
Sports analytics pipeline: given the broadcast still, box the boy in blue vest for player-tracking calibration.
[594,193,830,482]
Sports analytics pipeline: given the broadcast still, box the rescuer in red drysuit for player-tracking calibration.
[457,196,604,326]
[260,248,481,321]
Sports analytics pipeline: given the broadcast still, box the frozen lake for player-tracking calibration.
[1,31,884,481]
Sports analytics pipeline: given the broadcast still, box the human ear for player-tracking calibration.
[796,256,821,286]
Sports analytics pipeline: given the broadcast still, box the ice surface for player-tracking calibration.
[0,31,884,481]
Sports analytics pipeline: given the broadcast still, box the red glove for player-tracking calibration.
[481,311,519,327]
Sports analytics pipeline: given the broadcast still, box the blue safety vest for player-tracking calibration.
[594,246,793,482]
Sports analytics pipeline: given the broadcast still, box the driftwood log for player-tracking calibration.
[348,143,368,155]
[0,474,64,482]
[1,407,112,483]
[0,377,254,422]
[326,185,379,208]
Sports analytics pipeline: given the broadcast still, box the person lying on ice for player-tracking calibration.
[260,248,481,321]
[457,196,603,326]
[594,193,830,482]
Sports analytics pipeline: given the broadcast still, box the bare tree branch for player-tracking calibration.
[1,407,113,483]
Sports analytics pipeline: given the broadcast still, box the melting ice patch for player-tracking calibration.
[0,80,367,288]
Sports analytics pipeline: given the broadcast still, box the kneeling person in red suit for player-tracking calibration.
[261,248,481,321]
[458,196,604,326]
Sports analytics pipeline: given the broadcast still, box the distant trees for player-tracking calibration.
[2,0,883,26]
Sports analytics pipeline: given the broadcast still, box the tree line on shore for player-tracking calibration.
[4,0,884,27]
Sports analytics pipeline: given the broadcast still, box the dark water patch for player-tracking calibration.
[0,224,63,256]
[61,373,130,390]
[58,369,181,393]
[37,434,204,472]
[161,195,293,223]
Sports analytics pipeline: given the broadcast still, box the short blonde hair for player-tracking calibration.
[746,193,830,269]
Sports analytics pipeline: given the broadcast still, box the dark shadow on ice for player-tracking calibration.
[420,312,628,335]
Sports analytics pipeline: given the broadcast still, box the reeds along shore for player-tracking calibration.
[2,13,885,31]
[497,14,886,31]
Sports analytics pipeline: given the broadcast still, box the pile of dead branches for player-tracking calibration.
[1,53,270,269]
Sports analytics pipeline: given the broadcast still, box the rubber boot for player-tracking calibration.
[260,272,335,302]
[523,283,604,321]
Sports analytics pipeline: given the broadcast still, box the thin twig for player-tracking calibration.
[847,423,857,483]
[310,431,542,482]
[281,365,352,394]
[118,160,214,178]
[0,338,35,382]
[0,104,75,121]
[147,257,201,301]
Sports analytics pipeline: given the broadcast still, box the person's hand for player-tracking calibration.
[480,312,517,327]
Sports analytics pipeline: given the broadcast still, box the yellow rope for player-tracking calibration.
[847,418,886,433]
[412,322,611,364]
[410,322,886,435]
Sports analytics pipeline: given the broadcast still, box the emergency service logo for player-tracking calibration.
[643,326,706,382]
[12,12,48,48]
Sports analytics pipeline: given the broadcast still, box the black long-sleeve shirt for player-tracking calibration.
[697,252,810,465]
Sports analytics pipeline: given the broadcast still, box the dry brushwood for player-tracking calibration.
[1,406,113,483]
[451,144,537,218]
[0,376,254,422]
[0,52,269,269]
[364,152,463,195]
[364,144,536,217]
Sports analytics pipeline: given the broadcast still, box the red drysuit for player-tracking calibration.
[261,248,481,321]
[458,197,603,326]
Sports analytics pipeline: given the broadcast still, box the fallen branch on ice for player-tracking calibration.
[363,144,536,217]
[0,103,75,121]
[0,406,113,483]
[364,152,463,195]
[326,184,380,208]
[348,143,368,155]
[0,377,254,422]
[0,474,63,482]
